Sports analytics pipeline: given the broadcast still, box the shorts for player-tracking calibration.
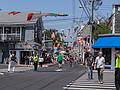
[58,61,62,64]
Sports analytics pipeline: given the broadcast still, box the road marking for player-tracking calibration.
[63,80,115,90]
[55,69,63,72]
[0,72,4,75]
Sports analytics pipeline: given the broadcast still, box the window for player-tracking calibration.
[12,27,20,34]
[0,27,3,34]
[16,27,20,33]
[102,48,111,65]
[4,27,11,34]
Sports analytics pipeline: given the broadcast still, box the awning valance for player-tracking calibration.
[92,35,120,48]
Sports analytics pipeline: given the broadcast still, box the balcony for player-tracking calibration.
[0,33,21,42]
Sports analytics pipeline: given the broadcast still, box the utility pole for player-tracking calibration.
[89,0,102,51]
[89,0,94,51]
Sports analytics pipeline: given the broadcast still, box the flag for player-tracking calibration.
[70,36,72,38]
[27,12,68,21]
[27,13,44,21]
[8,11,20,15]
[60,34,63,41]
[27,13,33,21]
[51,32,55,40]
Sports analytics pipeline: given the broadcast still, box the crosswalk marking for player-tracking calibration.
[0,72,4,75]
[63,80,115,90]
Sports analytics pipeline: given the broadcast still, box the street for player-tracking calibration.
[0,63,86,90]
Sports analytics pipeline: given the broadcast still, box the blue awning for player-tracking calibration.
[92,35,120,48]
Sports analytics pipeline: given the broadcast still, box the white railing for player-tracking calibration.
[0,33,21,41]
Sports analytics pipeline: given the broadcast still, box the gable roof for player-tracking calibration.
[0,12,37,25]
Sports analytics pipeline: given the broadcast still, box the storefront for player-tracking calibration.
[9,41,41,65]
[93,34,120,70]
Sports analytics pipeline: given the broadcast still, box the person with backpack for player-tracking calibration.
[86,52,94,80]
[8,53,17,72]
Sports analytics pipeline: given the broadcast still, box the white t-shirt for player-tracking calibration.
[95,56,105,68]
[39,58,44,62]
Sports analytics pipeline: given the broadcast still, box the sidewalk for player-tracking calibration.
[0,63,55,74]
[63,70,115,90]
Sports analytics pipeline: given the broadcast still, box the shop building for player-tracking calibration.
[0,12,43,64]
[93,4,120,70]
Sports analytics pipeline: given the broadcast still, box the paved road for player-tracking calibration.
[0,64,8,69]
[0,63,86,90]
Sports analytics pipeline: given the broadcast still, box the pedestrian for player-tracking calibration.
[24,55,29,66]
[33,53,39,71]
[94,51,105,84]
[39,57,44,67]
[115,51,120,90]
[57,53,63,69]
[8,53,17,72]
[69,55,74,67]
[86,53,94,80]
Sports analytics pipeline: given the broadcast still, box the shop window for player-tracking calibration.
[102,48,111,65]
[12,27,20,34]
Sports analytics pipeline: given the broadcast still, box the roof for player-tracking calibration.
[113,3,120,6]
[0,12,37,25]
[92,34,120,48]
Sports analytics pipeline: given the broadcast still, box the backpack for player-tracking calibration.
[11,55,17,62]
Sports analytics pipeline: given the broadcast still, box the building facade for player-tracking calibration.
[113,4,120,33]
[0,12,43,64]
[93,4,120,70]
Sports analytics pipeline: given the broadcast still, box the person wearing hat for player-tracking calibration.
[94,51,105,84]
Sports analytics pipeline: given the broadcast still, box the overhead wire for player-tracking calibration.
[78,0,90,19]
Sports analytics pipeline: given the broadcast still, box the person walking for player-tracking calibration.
[24,55,29,66]
[57,53,63,69]
[86,53,94,80]
[94,51,105,84]
[69,55,74,67]
[33,53,39,71]
[8,53,17,72]
[115,51,120,90]
[39,57,44,67]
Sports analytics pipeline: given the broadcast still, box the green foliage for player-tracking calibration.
[93,23,111,40]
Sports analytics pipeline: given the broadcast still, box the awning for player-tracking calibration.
[92,35,120,48]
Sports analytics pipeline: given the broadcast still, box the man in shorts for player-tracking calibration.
[57,53,63,69]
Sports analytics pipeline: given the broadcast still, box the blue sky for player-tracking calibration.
[0,0,119,30]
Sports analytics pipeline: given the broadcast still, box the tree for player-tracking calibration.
[93,22,111,40]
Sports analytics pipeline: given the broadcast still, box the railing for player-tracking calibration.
[0,33,21,41]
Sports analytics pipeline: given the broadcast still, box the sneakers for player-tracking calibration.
[100,81,103,84]
[98,81,103,84]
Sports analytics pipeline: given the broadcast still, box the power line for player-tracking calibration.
[82,0,91,16]
[78,0,90,18]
